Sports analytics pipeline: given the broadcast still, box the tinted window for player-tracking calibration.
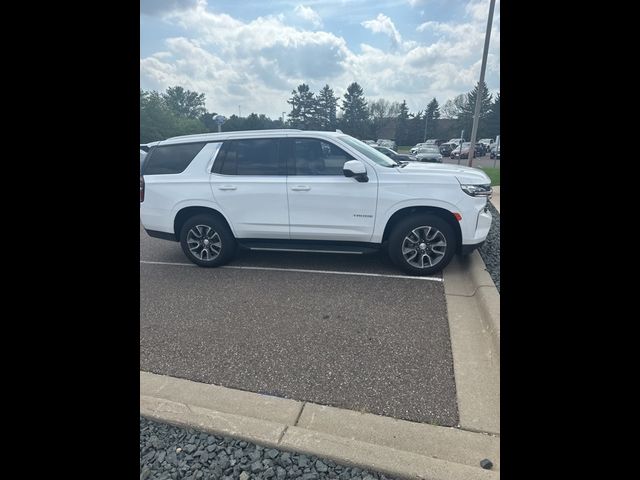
[213,139,283,175]
[288,138,353,175]
[143,143,206,175]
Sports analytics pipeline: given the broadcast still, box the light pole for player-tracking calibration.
[423,109,428,142]
[468,0,496,168]
[282,111,286,127]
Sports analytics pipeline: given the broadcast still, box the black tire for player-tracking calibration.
[388,214,457,275]
[179,214,236,268]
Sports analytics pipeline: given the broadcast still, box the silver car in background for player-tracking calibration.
[414,146,443,163]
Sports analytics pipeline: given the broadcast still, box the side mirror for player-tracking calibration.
[343,160,368,183]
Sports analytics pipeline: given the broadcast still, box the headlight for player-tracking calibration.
[460,184,492,197]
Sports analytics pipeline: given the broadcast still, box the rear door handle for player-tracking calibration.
[218,185,237,191]
[291,185,311,191]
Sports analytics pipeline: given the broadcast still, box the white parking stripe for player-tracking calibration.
[140,260,444,282]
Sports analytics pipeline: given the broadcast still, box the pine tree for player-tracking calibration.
[316,84,338,131]
[424,98,440,140]
[287,84,318,130]
[458,81,492,135]
[395,100,409,146]
[341,82,369,138]
[485,92,500,138]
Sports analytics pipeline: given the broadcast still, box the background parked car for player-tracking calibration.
[376,139,397,151]
[439,142,457,157]
[490,143,500,159]
[451,142,484,159]
[414,146,443,163]
[424,139,445,147]
[478,138,494,150]
[409,142,428,154]
[448,138,466,145]
[372,145,415,163]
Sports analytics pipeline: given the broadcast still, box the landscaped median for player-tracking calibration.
[141,372,499,480]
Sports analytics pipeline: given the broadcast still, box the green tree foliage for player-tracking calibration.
[287,83,318,129]
[162,86,207,119]
[484,92,500,138]
[220,114,281,132]
[457,81,493,137]
[340,82,369,138]
[140,88,207,143]
[316,84,338,131]
[406,110,424,146]
[394,100,409,145]
[423,98,440,140]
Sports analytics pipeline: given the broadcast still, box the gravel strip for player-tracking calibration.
[478,203,500,293]
[140,416,397,480]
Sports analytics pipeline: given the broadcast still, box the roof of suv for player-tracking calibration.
[161,129,349,145]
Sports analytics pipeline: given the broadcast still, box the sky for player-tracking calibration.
[140,0,499,120]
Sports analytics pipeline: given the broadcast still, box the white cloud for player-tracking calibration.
[294,5,323,28]
[140,0,500,118]
[361,13,402,46]
[140,0,198,15]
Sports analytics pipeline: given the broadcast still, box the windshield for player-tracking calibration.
[338,135,397,167]
[418,147,439,153]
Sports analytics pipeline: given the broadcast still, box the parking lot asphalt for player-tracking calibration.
[140,225,458,426]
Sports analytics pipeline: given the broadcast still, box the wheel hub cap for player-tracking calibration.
[401,226,447,269]
[186,225,222,261]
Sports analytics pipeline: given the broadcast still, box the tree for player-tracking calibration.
[162,86,207,119]
[200,112,220,132]
[406,110,424,146]
[287,83,318,129]
[140,88,207,142]
[341,82,369,138]
[316,84,338,131]
[458,81,492,136]
[394,100,409,146]
[369,99,400,139]
[485,92,500,138]
[441,94,467,119]
[423,98,440,140]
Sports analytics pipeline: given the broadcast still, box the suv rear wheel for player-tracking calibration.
[179,214,236,268]
[388,214,457,275]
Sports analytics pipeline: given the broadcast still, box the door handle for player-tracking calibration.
[218,185,237,190]
[291,185,311,191]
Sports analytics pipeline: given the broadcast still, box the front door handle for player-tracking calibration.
[218,185,237,191]
[291,185,311,191]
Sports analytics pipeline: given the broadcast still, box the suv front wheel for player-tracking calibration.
[179,214,236,268]
[388,214,457,275]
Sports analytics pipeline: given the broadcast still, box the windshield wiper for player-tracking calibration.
[397,161,409,167]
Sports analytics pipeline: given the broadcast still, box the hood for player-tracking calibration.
[397,162,491,184]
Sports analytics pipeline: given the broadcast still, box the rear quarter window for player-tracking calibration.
[143,142,206,175]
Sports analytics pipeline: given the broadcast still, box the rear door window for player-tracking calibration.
[212,139,284,175]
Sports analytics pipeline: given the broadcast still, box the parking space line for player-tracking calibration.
[140,260,443,282]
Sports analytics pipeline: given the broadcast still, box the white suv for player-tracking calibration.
[140,130,492,275]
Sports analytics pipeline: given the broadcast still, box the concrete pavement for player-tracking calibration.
[141,371,500,480]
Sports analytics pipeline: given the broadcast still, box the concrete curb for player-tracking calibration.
[467,252,500,354]
[141,371,500,480]
[443,251,500,434]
